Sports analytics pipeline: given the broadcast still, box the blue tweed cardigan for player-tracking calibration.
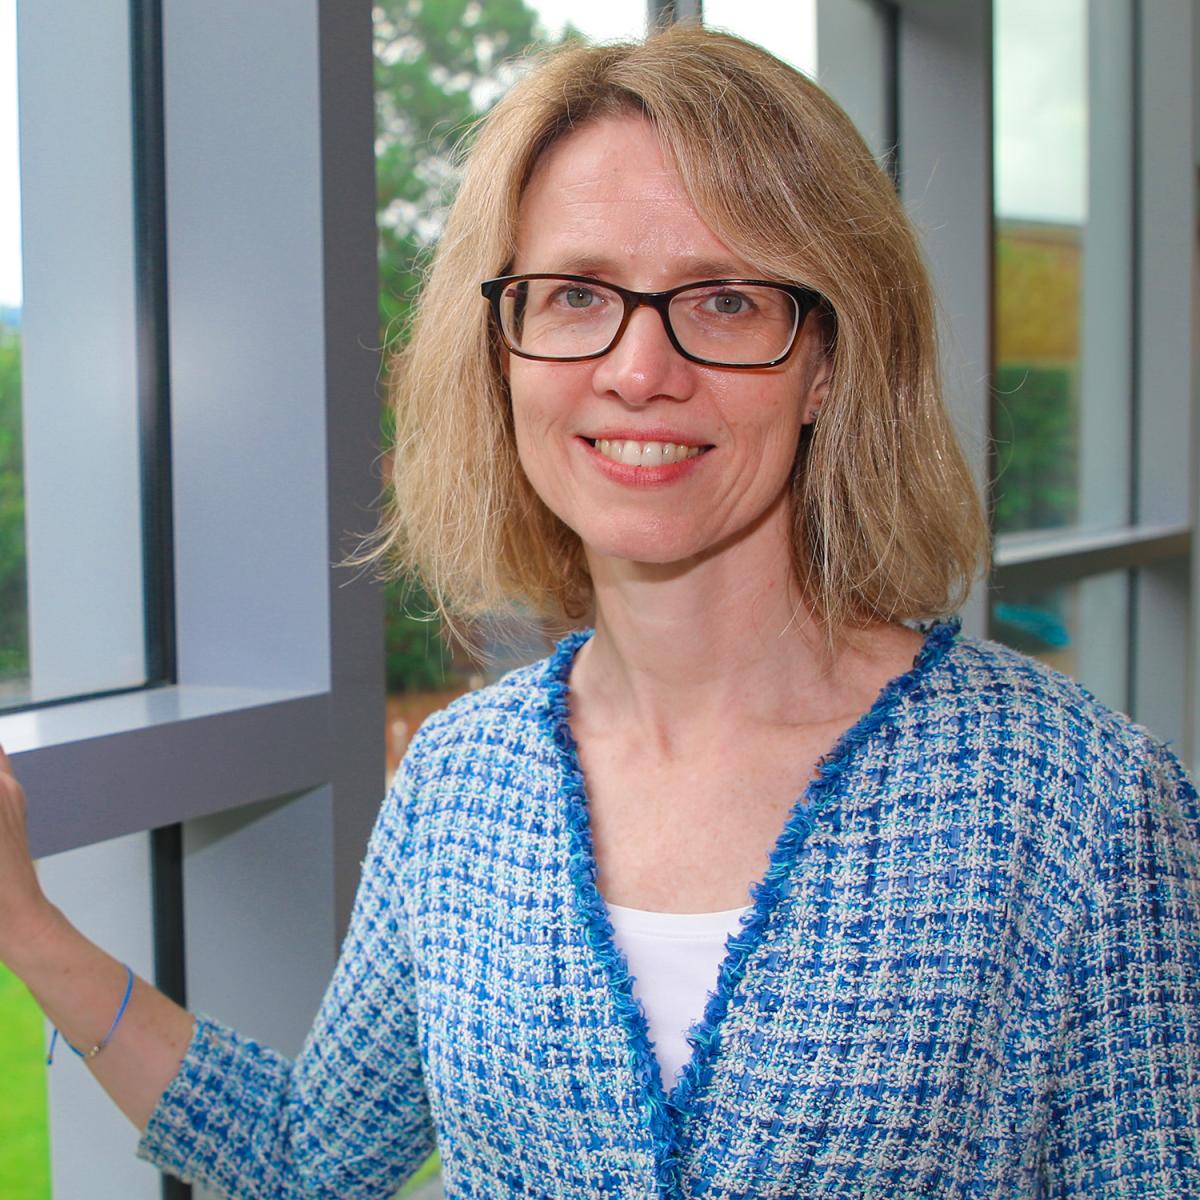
[139,623,1200,1198]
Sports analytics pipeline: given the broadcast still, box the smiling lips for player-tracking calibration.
[587,437,709,467]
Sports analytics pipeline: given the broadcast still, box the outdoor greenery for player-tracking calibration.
[374,0,573,693]
[989,362,1077,653]
[0,965,51,1200]
[0,327,27,680]
[991,362,1078,533]
[375,0,547,339]
[989,222,1081,653]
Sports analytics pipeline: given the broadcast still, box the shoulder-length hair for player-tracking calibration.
[366,23,987,637]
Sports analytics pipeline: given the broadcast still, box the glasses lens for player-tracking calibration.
[668,284,799,365]
[498,277,624,359]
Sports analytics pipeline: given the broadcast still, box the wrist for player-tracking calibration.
[1,900,77,979]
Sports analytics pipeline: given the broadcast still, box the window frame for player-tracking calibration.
[4,0,382,927]
[889,0,1198,758]
[0,1,383,1194]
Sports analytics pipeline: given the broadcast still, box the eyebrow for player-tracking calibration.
[542,254,757,282]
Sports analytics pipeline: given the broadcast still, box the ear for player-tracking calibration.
[801,346,833,425]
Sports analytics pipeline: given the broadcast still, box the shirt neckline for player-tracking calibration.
[606,901,754,941]
[543,618,960,1200]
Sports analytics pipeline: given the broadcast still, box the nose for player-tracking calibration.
[590,303,695,406]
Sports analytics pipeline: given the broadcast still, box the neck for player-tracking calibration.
[574,511,870,753]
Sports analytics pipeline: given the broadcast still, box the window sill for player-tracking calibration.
[0,686,331,856]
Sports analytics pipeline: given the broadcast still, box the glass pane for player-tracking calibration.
[702,0,817,76]
[3,0,149,712]
[0,0,27,706]
[990,570,1130,713]
[0,9,51,1196]
[992,0,1132,537]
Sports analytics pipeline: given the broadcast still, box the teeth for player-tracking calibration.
[594,439,703,467]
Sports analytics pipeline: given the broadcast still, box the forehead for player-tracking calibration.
[511,114,753,285]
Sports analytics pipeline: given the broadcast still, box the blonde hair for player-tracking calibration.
[366,23,987,636]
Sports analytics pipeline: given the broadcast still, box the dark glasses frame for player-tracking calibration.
[479,273,826,368]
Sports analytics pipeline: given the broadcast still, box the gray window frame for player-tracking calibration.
[1,1,382,1193]
[856,0,1199,758]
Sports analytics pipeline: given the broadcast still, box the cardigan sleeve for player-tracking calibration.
[1045,735,1200,1197]
[136,763,436,1199]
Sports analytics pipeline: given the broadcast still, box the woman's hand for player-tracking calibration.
[0,738,194,1131]
[0,740,57,964]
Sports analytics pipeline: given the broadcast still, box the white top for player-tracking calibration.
[605,901,752,1089]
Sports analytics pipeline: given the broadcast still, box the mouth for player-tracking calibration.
[582,437,713,467]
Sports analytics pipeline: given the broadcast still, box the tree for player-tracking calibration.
[0,328,27,680]
[374,0,549,340]
[990,362,1078,534]
[373,0,568,694]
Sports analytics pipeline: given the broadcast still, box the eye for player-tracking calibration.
[710,292,745,314]
[563,286,596,309]
[695,288,760,317]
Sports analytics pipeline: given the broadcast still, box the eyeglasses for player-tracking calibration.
[480,273,825,368]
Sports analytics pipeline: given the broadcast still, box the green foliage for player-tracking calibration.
[398,1150,442,1194]
[988,363,1076,651]
[0,329,28,680]
[384,575,455,694]
[991,363,1078,534]
[374,0,543,341]
[0,965,51,1199]
[374,0,564,691]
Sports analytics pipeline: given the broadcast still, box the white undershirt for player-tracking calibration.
[605,901,753,1089]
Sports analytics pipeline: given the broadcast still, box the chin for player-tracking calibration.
[577,520,712,570]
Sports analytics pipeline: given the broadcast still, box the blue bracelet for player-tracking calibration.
[46,964,135,1066]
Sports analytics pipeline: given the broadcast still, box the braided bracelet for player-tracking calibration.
[46,964,135,1066]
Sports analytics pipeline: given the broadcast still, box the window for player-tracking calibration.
[2,0,157,1192]
[703,0,817,75]
[2,1,387,1195]
[2,0,166,714]
[988,0,1193,744]
[0,0,24,708]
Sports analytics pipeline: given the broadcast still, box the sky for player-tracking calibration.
[530,0,818,76]
[529,0,648,43]
[0,0,1087,310]
[701,0,816,75]
[994,0,1086,224]
[0,0,19,307]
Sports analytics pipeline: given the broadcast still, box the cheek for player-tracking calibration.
[511,409,549,502]
[509,383,575,518]
[716,380,806,458]
[509,363,586,470]
[511,391,551,458]
[509,372,544,461]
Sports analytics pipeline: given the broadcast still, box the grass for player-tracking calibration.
[399,1152,442,1194]
[0,964,52,1200]
[0,962,441,1197]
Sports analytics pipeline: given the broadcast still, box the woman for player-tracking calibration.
[1,24,1198,1200]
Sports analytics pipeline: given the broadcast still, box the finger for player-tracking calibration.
[0,740,10,775]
